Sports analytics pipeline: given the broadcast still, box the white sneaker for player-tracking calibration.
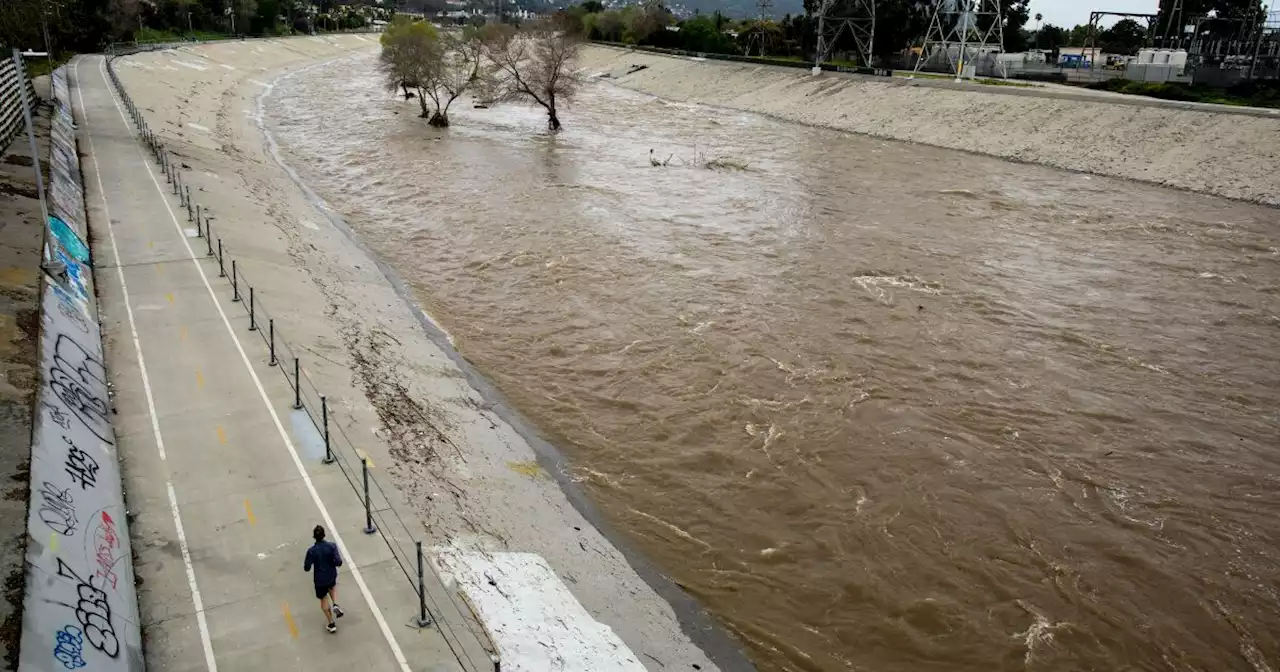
[326,622,337,634]
[332,603,344,619]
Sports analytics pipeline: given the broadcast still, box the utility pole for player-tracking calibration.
[39,0,54,74]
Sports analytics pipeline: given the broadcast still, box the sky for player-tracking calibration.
[1028,0,1160,29]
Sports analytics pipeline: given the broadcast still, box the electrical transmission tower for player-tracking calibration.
[814,0,876,68]
[744,0,776,57]
[1159,0,1186,47]
[913,0,1006,80]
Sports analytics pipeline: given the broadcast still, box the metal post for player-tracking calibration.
[322,396,334,464]
[185,186,192,220]
[206,219,214,256]
[196,204,201,230]
[414,537,435,627]
[362,458,376,534]
[231,260,240,301]
[415,541,431,627]
[493,658,500,672]
[293,358,302,409]
[165,152,171,183]
[218,239,225,277]
[248,287,256,331]
[268,319,277,366]
[173,168,180,196]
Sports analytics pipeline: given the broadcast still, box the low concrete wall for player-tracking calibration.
[17,65,144,672]
[581,45,1280,206]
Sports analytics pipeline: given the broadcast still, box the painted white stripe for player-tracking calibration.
[73,56,217,671]
[94,56,412,671]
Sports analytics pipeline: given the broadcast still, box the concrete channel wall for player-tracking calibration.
[17,66,144,672]
[581,45,1280,206]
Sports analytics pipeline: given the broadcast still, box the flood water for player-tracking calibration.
[267,52,1280,671]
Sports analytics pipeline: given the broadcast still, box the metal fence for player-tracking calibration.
[102,46,497,672]
[0,51,38,155]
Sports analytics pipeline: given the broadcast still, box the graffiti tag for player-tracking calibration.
[53,625,86,669]
[53,285,91,334]
[92,512,121,591]
[44,402,72,430]
[63,438,100,491]
[38,482,77,536]
[48,334,113,445]
[54,558,118,658]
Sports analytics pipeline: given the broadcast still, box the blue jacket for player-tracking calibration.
[304,540,343,586]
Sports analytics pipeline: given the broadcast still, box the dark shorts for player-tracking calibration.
[315,583,335,600]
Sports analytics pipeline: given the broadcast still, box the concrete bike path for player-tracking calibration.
[71,53,467,672]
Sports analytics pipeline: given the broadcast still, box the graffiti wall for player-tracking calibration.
[18,66,144,672]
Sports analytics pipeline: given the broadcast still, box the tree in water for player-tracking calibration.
[481,18,584,132]
[379,17,437,119]
[419,28,486,127]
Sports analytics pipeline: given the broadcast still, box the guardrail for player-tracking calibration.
[0,51,39,155]
[103,43,498,672]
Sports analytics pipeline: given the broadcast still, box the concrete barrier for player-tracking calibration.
[17,65,144,672]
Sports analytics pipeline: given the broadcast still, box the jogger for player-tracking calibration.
[304,525,345,632]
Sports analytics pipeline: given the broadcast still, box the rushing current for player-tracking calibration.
[266,51,1280,671]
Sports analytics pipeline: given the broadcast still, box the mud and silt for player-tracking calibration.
[267,53,1280,671]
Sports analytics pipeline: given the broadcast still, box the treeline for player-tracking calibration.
[556,0,1033,65]
[554,0,1268,65]
[1,0,390,57]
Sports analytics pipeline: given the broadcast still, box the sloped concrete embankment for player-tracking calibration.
[17,66,144,671]
[580,45,1280,206]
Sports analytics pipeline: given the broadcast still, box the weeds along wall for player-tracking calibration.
[17,65,145,672]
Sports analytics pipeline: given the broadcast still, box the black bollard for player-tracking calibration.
[196,204,201,231]
[206,219,214,256]
[218,239,225,277]
[362,458,376,534]
[231,260,240,302]
[293,358,302,409]
[268,320,277,366]
[416,541,431,627]
[322,396,334,464]
[248,287,256,331]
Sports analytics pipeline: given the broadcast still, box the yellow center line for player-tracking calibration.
[216,425,227,444]
[49,532,59,553]
[148,241,154,249]
[244,499,257,526]
[166,292,174,304]
[281,601,299,639]
[195,368,204,389]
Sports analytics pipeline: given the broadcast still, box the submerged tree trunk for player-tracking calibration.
[428,110,450,127]
[546,108,561,131]
[417,90,430,118]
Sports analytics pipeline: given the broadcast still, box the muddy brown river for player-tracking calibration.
[266,52,1280,671]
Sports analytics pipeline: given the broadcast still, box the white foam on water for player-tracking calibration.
[186,122,210,132]
[172,59,208,71]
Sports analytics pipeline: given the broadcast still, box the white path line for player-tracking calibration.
[93,55,412,672]
[73,56,218,672]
